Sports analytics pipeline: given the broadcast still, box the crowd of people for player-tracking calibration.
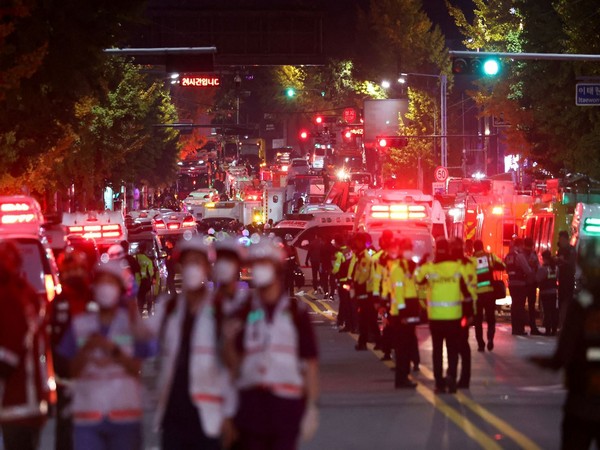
[1,224,594,450]
[0,235,319,450]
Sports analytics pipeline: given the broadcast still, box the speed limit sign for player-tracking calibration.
[434,166,449,182]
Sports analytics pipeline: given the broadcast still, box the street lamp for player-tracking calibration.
[381,80,391,89]
[399,72,448,167]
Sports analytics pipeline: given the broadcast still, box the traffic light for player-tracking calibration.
[314,115,323,125]
[377,136,408,148]
[284,87,296,98]
[452,56,501,77]
[299,129,310,140]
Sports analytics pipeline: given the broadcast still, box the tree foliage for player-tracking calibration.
[449,0,600,179]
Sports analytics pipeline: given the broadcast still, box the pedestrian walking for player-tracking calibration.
[0,241,54,450]
[51,250,93,450]
[536,250,559,336]
[214,236,249,315]
[56,260,153,450]
[225,238,319,450]
[305,235,323,293]
[472,239,505,351]
[416,238,470,394]
[320,238,337,299]
[282,234,299,296]
[556,230,576,330]
[523,238,542,335]
[530,239,600,449]
[135,242,155,315]
[149,235,237,450]
[504,238,532,335]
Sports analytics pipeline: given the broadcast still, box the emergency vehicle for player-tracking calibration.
[184,188,220,220]
[521,178,600,255]
[354,190,446,260]
[445,177,532,258]
[62,210,127,253]
[272,211,355,282]
[0,195,61,302]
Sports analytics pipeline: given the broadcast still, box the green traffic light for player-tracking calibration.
[483,58,500,76]
[285,88,296,98]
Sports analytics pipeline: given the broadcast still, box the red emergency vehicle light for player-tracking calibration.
[0,202,37,224]
[67,224,123,239]
[370,204,427,220]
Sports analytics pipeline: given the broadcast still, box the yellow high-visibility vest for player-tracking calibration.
[415,260,465,320]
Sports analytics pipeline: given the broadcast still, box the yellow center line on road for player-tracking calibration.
[418,364,541,450]
[298,296,336,321]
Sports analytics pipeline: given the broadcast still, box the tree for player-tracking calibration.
[449,0,600,179]
[0,0,146,192]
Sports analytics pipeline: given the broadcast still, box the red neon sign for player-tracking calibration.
[181,76,221,87]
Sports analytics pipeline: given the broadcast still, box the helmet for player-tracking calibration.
[107,244,126,260]
[247,238,285,265]
[208,228,216,235]
[94,260,127,289]
[176,234,215,262]
[242,229,250,237]
[214,236,243,259]
[284,233,293,242]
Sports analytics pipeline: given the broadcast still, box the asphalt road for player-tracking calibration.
[30,290,564,450]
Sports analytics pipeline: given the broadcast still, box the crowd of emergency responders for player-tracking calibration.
[1,166,600,450]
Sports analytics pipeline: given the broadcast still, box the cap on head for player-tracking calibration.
[558,230,569,240]
[208,228,216,236]
[95,260,127,289]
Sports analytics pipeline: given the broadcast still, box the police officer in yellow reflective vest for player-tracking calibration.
[332,237,355,332]
[450,238,478,390]
[370,231,393,351]
[353,233,375,351]
[385,238,419,389]
[472,239,505,351]
[416,238,470,394]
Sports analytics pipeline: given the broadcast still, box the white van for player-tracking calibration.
[272,212,355,283]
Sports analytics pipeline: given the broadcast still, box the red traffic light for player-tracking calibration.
[314,115,323,125]
[299,130,309,140]
[378,138,387,148]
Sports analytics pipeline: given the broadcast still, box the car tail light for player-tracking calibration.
[45,274,57,302]
[182,217,196,228]
[155,219,166,229]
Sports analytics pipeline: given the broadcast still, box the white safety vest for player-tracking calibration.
[71,309,142,424]
[238,296,304,399]
[154,293,236,438]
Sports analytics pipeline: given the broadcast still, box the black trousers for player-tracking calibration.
[558,282,575,330]
[137,278,152,313]
[458,324,471,386]
[429,319,461,389]
[357,287,379,347]
[390,317,417,385]
[562,413,600,450]
[474,292,496,348]
[1,423,42,450]
[541,292,559,334]
[525,283,539,331]
[309,263,320,290]
[508,284,527,334]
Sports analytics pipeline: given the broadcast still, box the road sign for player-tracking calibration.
[434,166,449,182]
[576,83,600,106]
[432,182,445,195]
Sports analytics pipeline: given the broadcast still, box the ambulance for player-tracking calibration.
[62,210,127,253]
[0,195,61,302]
[353,190,446,260]
[272,211,355,282]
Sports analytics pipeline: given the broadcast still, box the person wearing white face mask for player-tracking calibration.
[148,235,237,450]
[55,260,155,450]
[223,238,320,450]
[214,237,248,316]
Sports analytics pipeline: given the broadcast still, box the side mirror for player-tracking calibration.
[301,240,309,247]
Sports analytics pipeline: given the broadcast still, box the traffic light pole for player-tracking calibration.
[440,74,448,168]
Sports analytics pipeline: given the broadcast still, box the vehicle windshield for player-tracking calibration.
[271,228,303,240]
[11,238,49,293]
